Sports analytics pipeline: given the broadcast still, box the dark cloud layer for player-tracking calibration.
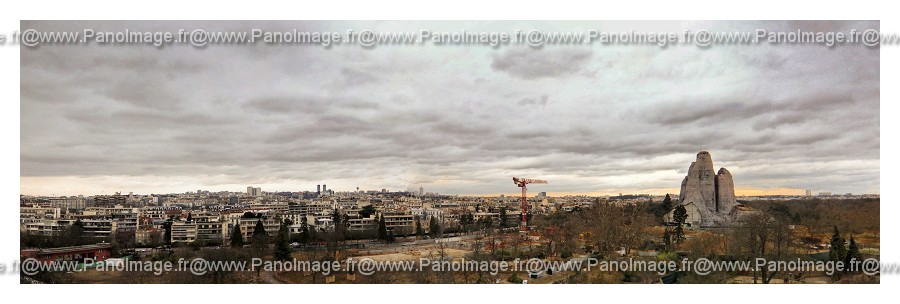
[491,47,593,79]
[20,21,880,196]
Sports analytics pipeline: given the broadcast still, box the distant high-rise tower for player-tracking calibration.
[317,184,321,195]
[247,186,261,197]
[805,189,812,197]
[323,184,327,193]
[419,185,424,196]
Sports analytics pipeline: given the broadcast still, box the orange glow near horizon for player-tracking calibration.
[465,187,810,198]
[20,176,841,197]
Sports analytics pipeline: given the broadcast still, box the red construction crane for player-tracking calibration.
[512,177,548,232]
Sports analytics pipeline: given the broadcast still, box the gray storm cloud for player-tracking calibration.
[20,20,880,196]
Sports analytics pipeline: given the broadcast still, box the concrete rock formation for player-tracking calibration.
[677,151,737,227]
[715,168,737,214]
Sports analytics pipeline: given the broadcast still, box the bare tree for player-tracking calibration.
[729,212,795,284]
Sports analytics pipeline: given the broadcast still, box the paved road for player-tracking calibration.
[259,271,283,284]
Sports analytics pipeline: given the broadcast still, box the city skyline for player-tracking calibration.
[21,21,880,197]
[18,178,866,198]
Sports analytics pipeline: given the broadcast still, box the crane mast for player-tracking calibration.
[512,177,547,232]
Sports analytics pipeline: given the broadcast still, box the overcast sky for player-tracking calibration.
[20,21,880,196]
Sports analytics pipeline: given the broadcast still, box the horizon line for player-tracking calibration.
[19,189,879,198]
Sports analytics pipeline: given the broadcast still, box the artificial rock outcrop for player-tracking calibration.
[677,151,737,227]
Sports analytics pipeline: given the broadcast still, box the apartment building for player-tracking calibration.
[347,217,376,231]
[382,210,414,233]
[20,219,75,236]
[171,221,199,243]
[233,217,281,242]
